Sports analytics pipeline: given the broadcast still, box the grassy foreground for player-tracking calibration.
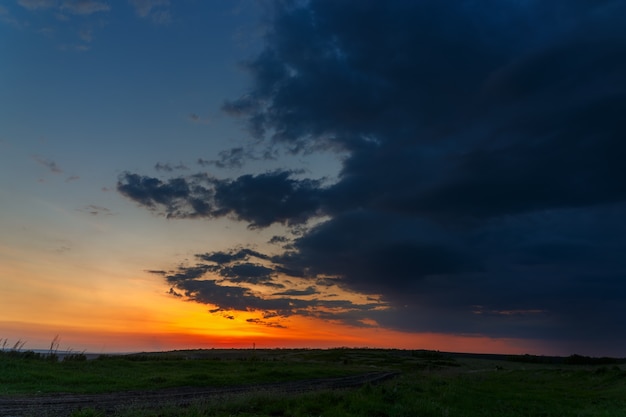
[0,349,366,394]
[2,348,626,416]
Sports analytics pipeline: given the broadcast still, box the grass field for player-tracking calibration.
[1,348,626,416]
[0,349,368,395]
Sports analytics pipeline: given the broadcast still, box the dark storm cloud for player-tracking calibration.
[210,171,324,227]
[171,274,374,323]
[117,173,195,215]
[122,0,626,354]
[268,235,289,245]
[161,252,383,325]
[165,264,218,283]
[223,0,626,223]
[197,248,269,264]
[219,263,275,285]
[273,211,482,294]
[117,170,325,227]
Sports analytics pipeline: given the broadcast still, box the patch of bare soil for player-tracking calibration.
[0,371,398,417]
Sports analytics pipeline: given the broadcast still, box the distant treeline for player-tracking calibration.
[506,353,626,365]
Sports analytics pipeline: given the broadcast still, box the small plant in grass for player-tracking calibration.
[0,339,26,352]
[0,336,83,362]
[11,339,26,352]
[47,334,60,361]
[0,338,39,359]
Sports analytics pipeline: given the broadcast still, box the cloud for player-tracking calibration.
[213,147,246,169]
[78,204,113,216]
[0,6,20,27]
[78,29,92,42]
[268,235,289,245]
[246,318,287,329]
[129,0,170,24]
[59,43,91,52]
[33,156,63,174]
[16,0,110,47]
[167,287,182,297]
[121,0,626,354]
[60,0,110,15]
[18,0,57,10]
[219,262,275,285]
[273,286,318,296]
[197,147,256,170]
[188,113,210,124]
[117,170,325,227]
[159,251,384,325]
[197,248,270,264]
[129,0,167,17]
[155,162,189,172]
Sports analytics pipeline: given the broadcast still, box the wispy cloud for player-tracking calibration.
[128,0,170,24]
[78,28,92,42]
[33,156,63,174]
[60,0,109,15]
[154,162,189,172]
[19,0,110,15]
[78,204,113,216]
[18,0,57,11]
[129,0,166,17]
[188,113,211,124]
[197,147,248,169]
[246,318,286,329]
[16,0,110,49]
[0,5,21,27]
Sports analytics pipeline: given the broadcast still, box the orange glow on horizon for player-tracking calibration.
[1,246,549,356]
[0,313,547,355]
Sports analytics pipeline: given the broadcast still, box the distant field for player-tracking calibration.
[1,348,626,416]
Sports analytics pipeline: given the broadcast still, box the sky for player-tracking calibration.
[1,0,626,357]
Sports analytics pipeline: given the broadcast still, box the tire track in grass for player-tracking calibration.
[0,371,399,416]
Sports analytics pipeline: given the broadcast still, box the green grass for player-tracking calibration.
[115,366,626,417]
[2,349,626,416]
[69,366,626,417]
[0,349,369,395]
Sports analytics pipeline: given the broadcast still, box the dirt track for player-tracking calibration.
[0,371,398,417]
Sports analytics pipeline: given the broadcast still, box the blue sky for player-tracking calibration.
[2,0,626,356]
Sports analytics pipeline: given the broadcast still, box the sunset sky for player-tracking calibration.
[2,0,626,357]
